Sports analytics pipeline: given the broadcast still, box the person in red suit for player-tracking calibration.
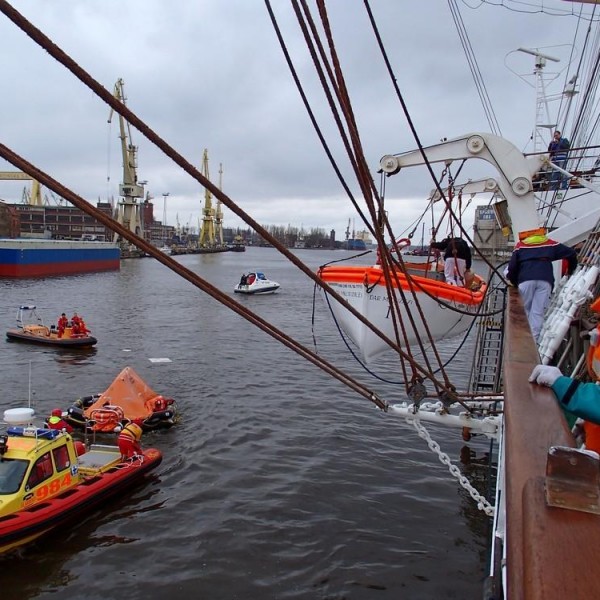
[117,421,144,460]
[57,313,68,338]
[77,316,89,335]
[46,409,74,433]
[71,312,81,335]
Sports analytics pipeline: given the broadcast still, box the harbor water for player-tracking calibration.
[0,247,492,600]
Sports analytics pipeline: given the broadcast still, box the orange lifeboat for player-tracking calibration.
[317,262,486,362]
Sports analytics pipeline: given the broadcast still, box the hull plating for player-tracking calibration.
[0,240,120,278]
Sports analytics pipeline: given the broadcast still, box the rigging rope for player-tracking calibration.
[0,0,454,384]
[0,0,481,410]
[448,0,502,136]
[0,142,391,411]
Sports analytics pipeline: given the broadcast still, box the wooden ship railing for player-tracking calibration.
[504,287,600,599]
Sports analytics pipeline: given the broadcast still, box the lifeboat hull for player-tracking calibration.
[318,264,486,362]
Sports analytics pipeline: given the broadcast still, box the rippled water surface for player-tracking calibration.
[0,248,493,599]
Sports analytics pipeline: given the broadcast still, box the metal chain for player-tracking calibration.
[406,415,496,517]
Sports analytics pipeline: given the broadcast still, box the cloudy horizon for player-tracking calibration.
[0,1,592,242]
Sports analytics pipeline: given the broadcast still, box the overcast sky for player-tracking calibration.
[0,1,594,241]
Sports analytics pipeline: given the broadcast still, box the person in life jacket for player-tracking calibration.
[506,228,577,342]
[57,313,68,338]
[71,312,82,335]
[46,408,74,433]
[77,316,88,335]
[117,420,143,460]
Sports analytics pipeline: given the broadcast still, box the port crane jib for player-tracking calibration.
[108,78,144,247]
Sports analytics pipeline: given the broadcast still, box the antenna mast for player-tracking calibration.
[517,47,560,153]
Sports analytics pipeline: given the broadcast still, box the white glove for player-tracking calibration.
[528,365,562,387]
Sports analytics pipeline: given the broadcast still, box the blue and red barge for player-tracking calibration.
[0,239,120,278]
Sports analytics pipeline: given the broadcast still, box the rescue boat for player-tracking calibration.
[65,366,176,433]
[317,262,486,363]
[234,271,280,295]
[6,305,97,348]
[0,407,162,556]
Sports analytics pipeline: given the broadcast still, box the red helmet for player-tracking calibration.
[52,409,62,417]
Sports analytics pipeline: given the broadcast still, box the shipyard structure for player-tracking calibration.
[0,198,174,245]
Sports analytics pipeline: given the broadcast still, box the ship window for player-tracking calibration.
[52,444,71,472]
[0,459,28,495]
[26,452,53,490]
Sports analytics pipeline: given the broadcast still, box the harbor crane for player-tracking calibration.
[198,149,216,248]
[108,78,144,254]
[0,172,43,206]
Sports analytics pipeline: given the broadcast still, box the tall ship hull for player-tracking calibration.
[0,239,120,278]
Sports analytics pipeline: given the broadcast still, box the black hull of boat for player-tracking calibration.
[6,330,98,347]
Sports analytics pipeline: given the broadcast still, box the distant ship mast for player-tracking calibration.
[214,162,224,247]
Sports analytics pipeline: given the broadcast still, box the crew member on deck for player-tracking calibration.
[117,421,143,460]
[506,228,577,342]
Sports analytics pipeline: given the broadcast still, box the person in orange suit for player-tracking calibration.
[77,316,89,335]
[117,421,144,460]
[57,313,68,338]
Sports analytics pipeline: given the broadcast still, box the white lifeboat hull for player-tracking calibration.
[318,264,486,362]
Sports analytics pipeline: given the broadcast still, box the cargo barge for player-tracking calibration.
[0,239,120,278]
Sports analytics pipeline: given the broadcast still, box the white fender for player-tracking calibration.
[540,265,600,363]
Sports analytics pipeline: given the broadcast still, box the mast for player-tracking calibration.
[108,78,145,248]
[214,162,224,247]
[517,47,560,153]
[162,192,169,245]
